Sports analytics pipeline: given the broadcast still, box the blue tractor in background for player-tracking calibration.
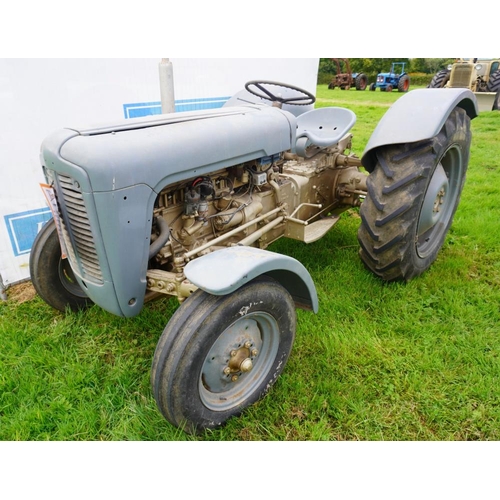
[370,62,410,92]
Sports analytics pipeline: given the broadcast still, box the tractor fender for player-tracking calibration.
[184,246,319,313]
[361,88,478,172]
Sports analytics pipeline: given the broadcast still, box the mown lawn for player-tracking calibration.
[1,85,499,441]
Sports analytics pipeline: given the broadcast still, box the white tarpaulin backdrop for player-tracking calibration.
[0,58,319,289]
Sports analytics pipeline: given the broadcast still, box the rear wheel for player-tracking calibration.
[486,70,500,93]
[358,107,471,281]
[151,277,296,434]
[29,219,92,311]
[428,69,450,88]
[355,73,368,90]
[398,75,410,92]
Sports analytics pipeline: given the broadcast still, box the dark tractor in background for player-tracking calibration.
[328,58,368,91]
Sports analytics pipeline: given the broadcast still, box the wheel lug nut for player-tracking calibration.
[230,350,237,357]
[244,341,252,349]
[223,367,231,375]
[251,349,258,357]
[231,375,239,382]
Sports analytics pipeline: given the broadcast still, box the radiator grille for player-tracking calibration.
[449,64,473,88]
[56,174,103,283]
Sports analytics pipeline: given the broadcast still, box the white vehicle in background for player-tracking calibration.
[428,58,500,111]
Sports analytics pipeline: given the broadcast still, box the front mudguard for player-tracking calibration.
[361,88,478,173]
[184,246,319,313]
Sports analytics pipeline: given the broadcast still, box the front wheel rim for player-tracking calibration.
[199,312,280,411]
[417,145,463,258]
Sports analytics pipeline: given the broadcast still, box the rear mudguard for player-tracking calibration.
[361,88,478,173]
[184,246,319,313]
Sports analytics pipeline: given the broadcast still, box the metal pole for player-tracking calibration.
[237,216,285,246]
[184,206,284,260]
[159,58,175,114]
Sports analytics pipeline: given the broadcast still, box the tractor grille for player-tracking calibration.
[449,64,472,88]
[56,174,103,283]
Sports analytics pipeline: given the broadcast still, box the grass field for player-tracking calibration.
[1,85,499,441]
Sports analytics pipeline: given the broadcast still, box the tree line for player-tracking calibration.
[319,58,454,76]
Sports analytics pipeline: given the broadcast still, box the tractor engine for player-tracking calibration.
[145,135,367,301]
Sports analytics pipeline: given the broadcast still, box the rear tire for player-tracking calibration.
[355,73,368,90]
[486,70,500,93]
[151,277,296,434]
[428,69,450,88]
[358,107,471,281]
[398,74,410,92]
[29,219,92,311]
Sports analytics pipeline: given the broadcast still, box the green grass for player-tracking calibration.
[1,85,499,441]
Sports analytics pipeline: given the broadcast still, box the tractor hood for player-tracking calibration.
[41,105,297,195]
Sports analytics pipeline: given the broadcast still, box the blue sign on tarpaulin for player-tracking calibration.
[122,96,231,118]
[4,208,52,257]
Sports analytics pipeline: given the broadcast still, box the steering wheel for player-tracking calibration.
[244,80,316,106]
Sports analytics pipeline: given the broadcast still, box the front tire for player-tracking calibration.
[358,107,471,281]
[151,277,296,434]
[493,90,500,111]
[29,219,92,311]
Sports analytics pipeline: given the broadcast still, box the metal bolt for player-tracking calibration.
[251,349,258,357]
[230,350,237,357]
[223,367,231,375]
[231,375,239,382]
[244,341,252,349]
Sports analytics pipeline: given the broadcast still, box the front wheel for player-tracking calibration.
[358,107,471,281]
[29,219,92,311]
[151,277,296,434]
